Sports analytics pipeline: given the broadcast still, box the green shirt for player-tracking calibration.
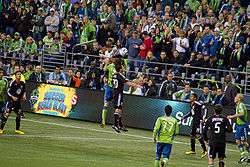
[185,0,200,12]
[104,63,116,87]
[236,102,248,125]
[153,116,179,144]
[0,78,8,102]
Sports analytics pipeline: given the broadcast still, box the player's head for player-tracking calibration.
[190,93,198,102]
[234,93,244,104]
[165,105,172,116]
[15,70,22,80]
[115,64,123,73]
[214,104,223,115]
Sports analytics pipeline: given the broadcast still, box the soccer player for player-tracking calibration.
[203,104,233,167]
[227,94,250,163]
[111,64,130,133]
[100,58,116,128]
[153,105,179,167]
[0,68,8,114]
[181,93,208,158]
[0,71,26,134]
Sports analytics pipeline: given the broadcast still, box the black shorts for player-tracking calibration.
[5,100,21,114]
[208,143,226,159]
[191,121,203,137]
[113,93,123,109]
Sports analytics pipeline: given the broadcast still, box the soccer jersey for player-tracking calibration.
[203,114,232,144]
[112,72,127,94]
[7,80,26,101]
[236,102,248,125]
[153,116,179,144]
[0,78,8,102]
[104,63,116,87]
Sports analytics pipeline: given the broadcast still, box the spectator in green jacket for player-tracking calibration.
[80,16,96,44]
[24,36,38,56]
[9,32,24,52]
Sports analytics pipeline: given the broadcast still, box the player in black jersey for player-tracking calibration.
[181,93,208,158]
[0,71,26,134]
[203,104,233,167]
[111,64,138,133]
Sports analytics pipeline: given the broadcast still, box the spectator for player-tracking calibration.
[29,65,46,83]
[47,65,67,85]
[72,70,82,88]
[9,32,24,52]
[24,36,38,57]
[11,65,26,82]
[198,85,212,104]
[44,8,59,33]
[23,65,34,81]
[173,83,194,102]
[145,78,157,97]
[159,73,177,99]
[80,16,96,44]
[217,37,232,70]
[230,41,246,71]
[172,31,189,62]
[211,88,225,106]
[65,68,75,87]
[222,75,239,106]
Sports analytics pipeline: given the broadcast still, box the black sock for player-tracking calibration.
[199,138,207,152]
[16,117,21,130]
[219,161,224,167]
[191,138,195,152]
[0,114,8,130]
[119,115,123,128]
[114,113,120,127]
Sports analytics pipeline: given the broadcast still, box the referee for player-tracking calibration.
[0,71,26,134]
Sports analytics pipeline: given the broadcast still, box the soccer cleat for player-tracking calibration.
[201,151,207,158]
[238,157,248,164]
[0,129,4,134]
[119,127,128,132]
[185,150,196,155]
[112,125,121,133]
[15,130,25,135]
[99,124,106,128]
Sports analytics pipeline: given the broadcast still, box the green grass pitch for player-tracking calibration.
[0,112,244,167]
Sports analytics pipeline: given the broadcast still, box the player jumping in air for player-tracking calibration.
[100,58,116,128]
[153,105,179,167]
[181,93,208,158]
[228,94,250,164]
[0,71,26,134]
[203,104,233,167]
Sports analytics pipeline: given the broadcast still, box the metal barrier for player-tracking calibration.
[65,52,250,94]
[1,41,249,95]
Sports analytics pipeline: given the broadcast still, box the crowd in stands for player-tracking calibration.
[0,0,250,106]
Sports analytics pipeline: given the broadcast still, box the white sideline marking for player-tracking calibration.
[18,118,237,152]
[2,134,151,143]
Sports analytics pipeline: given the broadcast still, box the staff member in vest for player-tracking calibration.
[228,94,250,164]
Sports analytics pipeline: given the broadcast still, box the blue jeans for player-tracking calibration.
[5,26,15,36]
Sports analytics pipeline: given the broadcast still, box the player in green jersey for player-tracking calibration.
[0,68,8,114]
[153,105,179,167]
[100,58,116,128]
[228,94,250,163]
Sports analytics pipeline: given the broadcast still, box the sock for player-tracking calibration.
[208,165,214,167]
[219,160,224,167]
[154,160,160,167]
[191,138,195,152]
[0,114,8,130]
[114,113,120,127]
[199,138,207,152]
[238,144,244,155]
[16,117,21,130]
[245,144,250,153]
[101,108,107,125]
[162,158,169,167]
[118,114,123,128]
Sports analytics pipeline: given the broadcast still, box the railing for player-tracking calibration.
[65,51,250,94]
[1,42,249,95]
